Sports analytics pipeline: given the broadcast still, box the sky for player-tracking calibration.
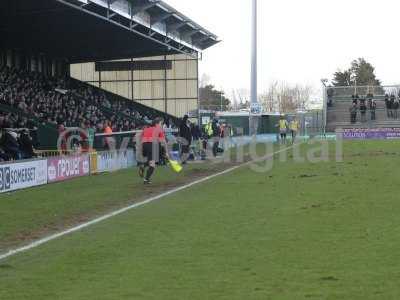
[166,0,400,101]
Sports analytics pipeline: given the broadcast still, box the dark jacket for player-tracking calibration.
[19,132,35,158]
[191,124,201,141]
[212,121,220,138]
[179,118,192,144]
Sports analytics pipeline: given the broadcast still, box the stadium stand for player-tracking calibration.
[0,0,218,156]
[0,64,182,157]
[325,86,400,132]
[0,65,150,130]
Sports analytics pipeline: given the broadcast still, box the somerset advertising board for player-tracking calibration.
[0,159,47,193]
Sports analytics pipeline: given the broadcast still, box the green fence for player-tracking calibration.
[218,112,323,136]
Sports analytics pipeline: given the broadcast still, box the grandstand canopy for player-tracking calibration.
[0,0,219,63]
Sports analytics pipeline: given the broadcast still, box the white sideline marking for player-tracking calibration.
[0,145,293,262]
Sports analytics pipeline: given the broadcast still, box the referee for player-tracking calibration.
[138,118,169,184]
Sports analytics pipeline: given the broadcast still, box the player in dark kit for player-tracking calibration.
[138,118,169,184]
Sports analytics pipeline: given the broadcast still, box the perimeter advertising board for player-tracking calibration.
[340,128,400,140]
[0,159,47,193]
[96,150,136,173]
[47,155,90,183]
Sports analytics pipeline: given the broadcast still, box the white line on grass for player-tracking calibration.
[0,145,294,262]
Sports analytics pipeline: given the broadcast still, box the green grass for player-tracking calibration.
[0,143,272,251]
[1,140,400,299]
[0,165,184,251]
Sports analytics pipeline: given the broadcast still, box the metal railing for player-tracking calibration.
[327,85,400,99]
[34,149,79,158]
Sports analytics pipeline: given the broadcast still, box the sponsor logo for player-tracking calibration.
[0,166,35,191]
[48,156,89,182]
[0,167,10,191]
[10,167,36,185]
[0,161,48,193]
[5,167,10,190]
[57,158,81,177]
[48,164,57,181]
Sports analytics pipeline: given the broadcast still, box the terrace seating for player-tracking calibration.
[326,94,400,131]
[0,65,177,150]
[0,66,150,130]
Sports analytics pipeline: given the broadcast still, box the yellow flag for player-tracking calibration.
[169,160,183,173]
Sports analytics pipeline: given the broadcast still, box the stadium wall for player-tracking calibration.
[70,54,199,118]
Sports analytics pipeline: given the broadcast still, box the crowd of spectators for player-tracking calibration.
[0,129,35,162]
[349,94,377,123]
[0,111,24,129]
[0,66,152,134]
[330,88,400,124]
[384,93,400,119]
[0,65,178,161]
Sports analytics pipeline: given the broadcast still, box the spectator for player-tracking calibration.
[0,130,21,160]
[390,94,396,118]
[360,98,367,122]
[385,94,390,117]
[367,92,373,109]
[103,121,114,150]
[211,119,221,157]
[190,122,201,142]
[394,98,399,119]
[352,94,359,106]
[179,115,192,164]
[359,99,367,122]
[19,130,36,159]
[349,103,357,124]
[85,121,95,151]
[370,100,376,121]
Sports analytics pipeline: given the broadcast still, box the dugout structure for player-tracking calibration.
[217,111,324,137]
[1,0,218,118]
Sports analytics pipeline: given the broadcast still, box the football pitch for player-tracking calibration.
[1,140,400,299]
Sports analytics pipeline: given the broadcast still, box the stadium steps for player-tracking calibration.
[327,120,400,131]
[327,109,390,122]
[332,95,386,102]
[327,109,400,131]
[326,95,399,131]
[326,119,400,132]
[328,100,387,110]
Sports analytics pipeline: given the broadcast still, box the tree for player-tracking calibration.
[260,81,278,112]
[350,58,381,86]
[332,70,352,86]
[332,58,381,87]
[259,81,313,113]
[199,85,230,111]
